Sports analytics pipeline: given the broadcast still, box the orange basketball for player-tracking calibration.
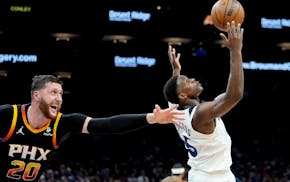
[211,0,245,32]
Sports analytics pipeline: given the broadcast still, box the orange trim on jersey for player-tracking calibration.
[0,105,18,142]
[21,104,51,133]
[52,112,62,149]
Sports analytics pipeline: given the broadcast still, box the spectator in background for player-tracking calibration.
[171,163,187,182]
[137,169,150,182]
[161,175,183,182]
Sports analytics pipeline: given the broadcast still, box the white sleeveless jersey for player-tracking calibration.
[170,103,233,173]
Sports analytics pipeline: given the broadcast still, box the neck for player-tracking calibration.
[27,105,50,129]
[179,99,199,110]
[190,99,200,105]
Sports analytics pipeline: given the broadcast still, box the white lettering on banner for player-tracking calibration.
[109,10,131,22]
[114,56,137,67]
[109,10,151,22]
[131,11,151,22]
[136,56,155,67]
[243,61,290,71]
[114,56,156,68]
[0,54,37,63]
[261,17,290,29]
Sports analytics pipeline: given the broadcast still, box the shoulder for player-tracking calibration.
[0,104,16,118]
[56,113,88,134]
[61,113,87,122]
[0,104,19,134]
[0,104,14,111]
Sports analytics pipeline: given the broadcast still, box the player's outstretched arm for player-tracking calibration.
[82,104,185,134]
[147,104,185,128]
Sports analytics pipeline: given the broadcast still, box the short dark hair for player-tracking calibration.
[31,75,63,93]
[163,75,179,104]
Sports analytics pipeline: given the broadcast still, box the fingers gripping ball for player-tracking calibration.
[211,0,245,32]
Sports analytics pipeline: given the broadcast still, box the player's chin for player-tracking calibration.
[196,87,203,95]
[50,114,58,120]
[49,109,58,119]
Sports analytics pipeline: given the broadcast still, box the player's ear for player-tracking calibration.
[178,93,187,100]
[33,91,40,101]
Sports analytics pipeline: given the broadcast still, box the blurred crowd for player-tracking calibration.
[39,141,290,182]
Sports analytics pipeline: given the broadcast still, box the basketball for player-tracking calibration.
[211,0,245,32]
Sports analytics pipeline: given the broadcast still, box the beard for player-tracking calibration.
[39,98,58,119]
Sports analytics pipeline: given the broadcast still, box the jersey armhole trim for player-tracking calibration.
[0,105,18,142]
[52,112,62,149]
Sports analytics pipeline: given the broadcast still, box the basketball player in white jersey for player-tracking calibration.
[163,21,244,182]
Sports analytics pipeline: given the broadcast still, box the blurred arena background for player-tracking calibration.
[1,0,290,181]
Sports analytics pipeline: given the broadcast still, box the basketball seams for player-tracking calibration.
[223,0,231,30]
[232,4,241,25]
[214,6,222,28]
[212,4,224,31]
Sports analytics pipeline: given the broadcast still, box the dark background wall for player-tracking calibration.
[0,0,290,166]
